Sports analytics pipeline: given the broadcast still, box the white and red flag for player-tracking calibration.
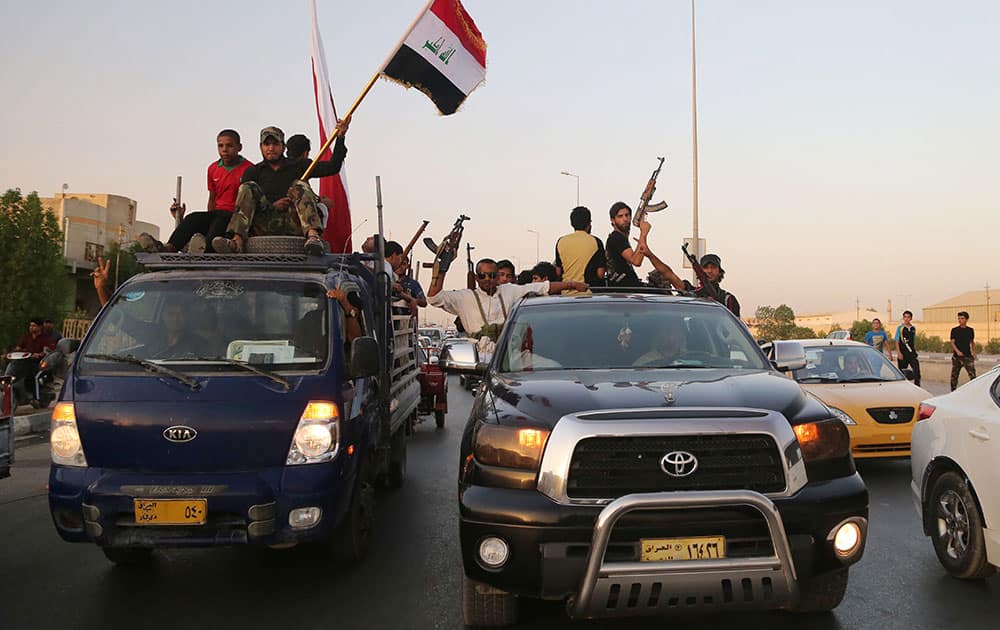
[309,0,353,252]
[381,0,487,115]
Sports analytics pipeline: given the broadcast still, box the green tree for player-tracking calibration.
[755,304,801,340]
[850,319,872,342]
[0,189,71,351]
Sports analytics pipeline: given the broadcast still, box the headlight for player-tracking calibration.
[828,405,857,425]
[50,402,88,467]
[286,401,340,465]
[473,423,551,470]
[793,418,851,464]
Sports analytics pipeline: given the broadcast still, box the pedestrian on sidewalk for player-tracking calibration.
[950,311,976,391]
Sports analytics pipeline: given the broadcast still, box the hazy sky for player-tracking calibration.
[2,1,997,323]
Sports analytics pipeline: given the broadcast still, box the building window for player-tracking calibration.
[85,242,105,262]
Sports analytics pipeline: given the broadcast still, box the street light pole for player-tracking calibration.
[560,171,580,206]
[690,0,701,284]
[527,229,539,265]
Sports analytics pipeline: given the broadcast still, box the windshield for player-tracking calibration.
[419,328,442,343]
[80,278,329,374]
[792,345,904,383]
[497,301,768,372]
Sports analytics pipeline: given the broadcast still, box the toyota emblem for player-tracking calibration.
[163,425,198,443]
[660,451,698,477]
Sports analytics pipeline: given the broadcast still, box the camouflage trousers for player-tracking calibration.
[226,180,323,239]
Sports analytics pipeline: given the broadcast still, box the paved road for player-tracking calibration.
[1,377,998,629]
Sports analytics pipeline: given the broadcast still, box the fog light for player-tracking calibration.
[288,507,322,529]
[478,536,509,569]
[832,521,861,557]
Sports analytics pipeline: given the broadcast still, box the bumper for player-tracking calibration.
[49,460,355,548]
[849,424,914,458]
[460,474,868,614]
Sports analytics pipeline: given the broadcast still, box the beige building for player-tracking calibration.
[40,193,160,314]
[921,290,999,343]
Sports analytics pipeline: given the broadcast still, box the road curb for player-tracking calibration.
[13,410,50,438]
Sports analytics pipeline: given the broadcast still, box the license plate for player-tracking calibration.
[133,499,207,526]
[640,536,726,561]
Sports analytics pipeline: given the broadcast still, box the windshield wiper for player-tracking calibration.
[839,376,887,383]
[797,375,841,383]
[174,356,291,390]
[85,353,201,390]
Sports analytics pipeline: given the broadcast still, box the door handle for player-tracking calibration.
[968,429,991,441]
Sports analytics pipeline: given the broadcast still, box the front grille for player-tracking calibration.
[567,435,785,499]
[854,442,910,453]
[867,407,914,424]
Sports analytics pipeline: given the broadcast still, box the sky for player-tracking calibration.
[2,1,997,326]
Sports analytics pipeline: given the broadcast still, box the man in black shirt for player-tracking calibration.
[638,239,741,317]
[605,202,649,287]
[950,311,976,390]
[215,122,349,255]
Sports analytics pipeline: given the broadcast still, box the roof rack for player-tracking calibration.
[136,252,372,272]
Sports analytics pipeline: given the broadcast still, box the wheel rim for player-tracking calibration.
[936,489,971,560]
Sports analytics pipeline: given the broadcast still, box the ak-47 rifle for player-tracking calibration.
[402,220,430,261]
[423,214,470,283]
[681,242,719,302]
[632,157,668,227]
[466,243,476,289]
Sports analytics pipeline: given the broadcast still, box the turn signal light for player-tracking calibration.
[917,403,936,421]
[52,402,77,423]
[301,401,338,421]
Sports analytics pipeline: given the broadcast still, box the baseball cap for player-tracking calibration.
[260,126,285,144]
[700,253,724,272]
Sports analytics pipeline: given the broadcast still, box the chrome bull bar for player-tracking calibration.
[568,490,799,618]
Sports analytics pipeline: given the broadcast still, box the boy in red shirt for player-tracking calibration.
[138,129,254,253]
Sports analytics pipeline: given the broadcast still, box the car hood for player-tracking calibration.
[484,368,829,428]
[799,380,931,411]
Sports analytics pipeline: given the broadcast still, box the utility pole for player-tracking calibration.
[987,283,992,344]
[690,0,700,284]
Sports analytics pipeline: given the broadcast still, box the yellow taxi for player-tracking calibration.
[788,339,931,459]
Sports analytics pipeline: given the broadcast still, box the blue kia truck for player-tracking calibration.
[48,251,420,565]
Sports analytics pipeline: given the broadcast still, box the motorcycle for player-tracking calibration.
[4,340,75,409]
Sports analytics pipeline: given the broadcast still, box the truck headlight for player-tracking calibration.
[473,423,550,471]
[51,402,88,467]
[287,401,340,465]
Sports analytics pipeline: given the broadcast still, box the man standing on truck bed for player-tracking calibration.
[605,202,649,288]
[427,257,586,355]
[555,206,606,293]
[214,120,349,256]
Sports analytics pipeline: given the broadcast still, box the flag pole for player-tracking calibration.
[301,0,436,182]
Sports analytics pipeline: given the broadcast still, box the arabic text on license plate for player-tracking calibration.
[133,499,207,526]
[640,536,726,561]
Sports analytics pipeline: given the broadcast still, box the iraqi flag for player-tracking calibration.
[381,0,487,115]
[310,0,353,252]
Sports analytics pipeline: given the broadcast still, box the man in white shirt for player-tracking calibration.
[428,257,587,356]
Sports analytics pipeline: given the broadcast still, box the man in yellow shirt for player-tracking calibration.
[554,207,606,293]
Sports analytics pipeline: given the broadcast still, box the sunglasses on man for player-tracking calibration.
[476,272,498,279]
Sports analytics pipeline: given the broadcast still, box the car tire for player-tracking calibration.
[331,480,375,565]
[435,409,446,428]
[791,568,849,613]
[102,547,154,567]
[387,428,407,489]
[927,472,996,580]
[462,575,517,627]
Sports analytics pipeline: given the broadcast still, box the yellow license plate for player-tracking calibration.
[640,536,726,561]
[133,499,207,526]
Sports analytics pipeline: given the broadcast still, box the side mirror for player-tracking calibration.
[770,340,806,372]
[57,338,80,355]
[439,343,480,373]
[349,336,379,378]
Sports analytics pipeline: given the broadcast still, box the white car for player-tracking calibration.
[911,366,1000,579]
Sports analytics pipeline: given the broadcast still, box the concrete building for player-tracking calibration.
[922,290,999,344]
[40,193,160,314]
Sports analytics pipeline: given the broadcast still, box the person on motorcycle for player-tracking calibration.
[5,318,56,407]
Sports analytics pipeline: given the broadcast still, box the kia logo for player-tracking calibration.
[660,451,698,477]
[163,426,197,443]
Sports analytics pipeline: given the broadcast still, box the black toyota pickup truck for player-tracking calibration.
[450,291,868,626]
